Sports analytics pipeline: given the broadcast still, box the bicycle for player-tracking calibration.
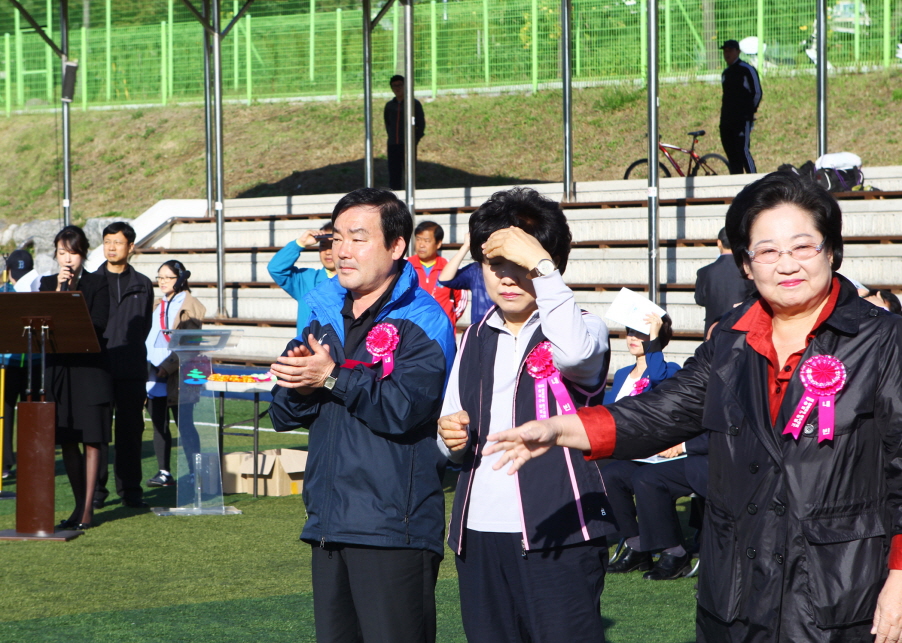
[623,130,730,180]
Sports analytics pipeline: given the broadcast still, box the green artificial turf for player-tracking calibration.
[0,400,697,642]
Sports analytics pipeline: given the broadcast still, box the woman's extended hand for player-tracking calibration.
[873,569,902,643]
[484,413,590,474]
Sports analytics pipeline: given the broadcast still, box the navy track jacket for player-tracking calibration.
[270,262,456,556]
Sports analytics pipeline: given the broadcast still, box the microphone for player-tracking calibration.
[60,280,69,292]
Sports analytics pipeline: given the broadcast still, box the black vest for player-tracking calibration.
[447,314,618,555]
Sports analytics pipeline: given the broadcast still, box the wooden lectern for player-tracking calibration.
[0,292,101,541]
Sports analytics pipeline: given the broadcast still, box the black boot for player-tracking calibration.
[643,552,693,580]
[608,545,653,573]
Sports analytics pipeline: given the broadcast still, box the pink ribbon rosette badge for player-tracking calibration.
[341,323,400,379]
[365,323,400,379]
[783,354,847,443]
[630,377,651,397]
[526,342,577,420]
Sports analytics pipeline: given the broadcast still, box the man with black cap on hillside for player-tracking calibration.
[1,249,34,478]
[720,39,762,175]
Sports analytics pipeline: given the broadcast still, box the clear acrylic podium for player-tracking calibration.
[152,329,243,517]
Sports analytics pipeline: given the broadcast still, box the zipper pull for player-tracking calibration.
[320,536,326,549]
[521,539,527,559]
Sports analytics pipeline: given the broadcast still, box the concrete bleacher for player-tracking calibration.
[126,169,902,375]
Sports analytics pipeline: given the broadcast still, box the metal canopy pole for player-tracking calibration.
[365,0,395,189]
[402,0,415,213]
[60,0,71,225]
[203,0,215,221]
[8,2,74,223]
[646,0,660,305]
[561,0,573,202]
[182,0,254,319]
[363,0,374,187]
[816,0,828,158]
[212,0,227,317]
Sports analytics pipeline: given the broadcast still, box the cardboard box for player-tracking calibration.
[221,449,308,496]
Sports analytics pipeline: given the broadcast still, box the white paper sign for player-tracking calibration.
[604,288,668,335]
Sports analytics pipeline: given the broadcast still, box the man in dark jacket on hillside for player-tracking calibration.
[269,188,455,643]
[720,39,762,175]
[384,75,425,191]
[94,222,154,509]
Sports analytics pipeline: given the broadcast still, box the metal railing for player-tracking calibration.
[1,0,899,114]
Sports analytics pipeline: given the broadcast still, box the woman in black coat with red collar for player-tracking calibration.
[39,226,114,530]
[487,172,902,643]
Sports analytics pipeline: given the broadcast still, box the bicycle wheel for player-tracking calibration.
[691,153,730,177]
[624,160,672,180]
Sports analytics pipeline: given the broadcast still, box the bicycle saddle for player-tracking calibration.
[687,130,706,137]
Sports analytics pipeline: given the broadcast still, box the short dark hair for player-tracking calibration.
[390,75,404,86]
[869,289,902,316]
[159,259,192,293]
[414,220,444,243]
[331,187,413,256]
[102,221,136,244]
[717,227,730,250]
[319,221,334,233]
[724,171,843,274]
[469,187,572,274]
[53,225,89,258]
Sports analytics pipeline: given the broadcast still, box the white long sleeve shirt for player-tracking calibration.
[438,270,609,532]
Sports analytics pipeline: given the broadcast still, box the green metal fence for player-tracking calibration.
[1,0,900,113]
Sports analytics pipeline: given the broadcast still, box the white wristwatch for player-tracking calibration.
[527,258,555,279]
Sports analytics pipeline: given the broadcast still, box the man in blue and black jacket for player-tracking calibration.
[269,187,455,643]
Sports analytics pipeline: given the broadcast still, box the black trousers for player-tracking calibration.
[2,362,28,471]
[95,378,147,503]
[387,143,417,191]
[456,530,607,643]
[719,120,757,175]
[310,542,441,643]
[147,395,176,473]
[601,459,694,552]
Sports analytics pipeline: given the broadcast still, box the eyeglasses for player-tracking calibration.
[156,275,176,282]
[746,241,825,264]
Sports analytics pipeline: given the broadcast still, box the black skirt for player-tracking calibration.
[55,402,113,445]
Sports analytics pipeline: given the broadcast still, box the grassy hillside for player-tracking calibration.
[1,70,900,227]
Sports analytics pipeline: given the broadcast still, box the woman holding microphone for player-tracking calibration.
[40,225,113,530]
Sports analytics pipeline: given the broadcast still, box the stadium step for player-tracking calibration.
[127,168,902,369]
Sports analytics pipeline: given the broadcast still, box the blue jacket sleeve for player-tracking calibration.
[329,324,451,437]
[686,432,709,456]
[438,262,476,290]
[642,338,681,389]
[268,242,321,300]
